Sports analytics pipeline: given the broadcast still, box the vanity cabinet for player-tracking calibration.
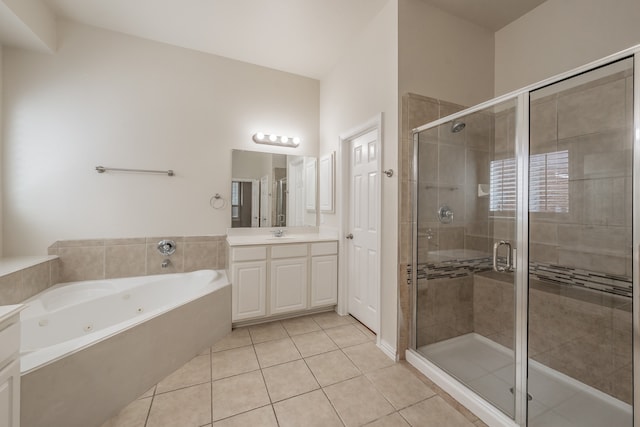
[0,305,23,427]
[311,242,338,307]
[229,240,338,323]
[231,247,267,321]
[270,244,308,315]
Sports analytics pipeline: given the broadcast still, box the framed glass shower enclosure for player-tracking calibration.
[408,47,639,427]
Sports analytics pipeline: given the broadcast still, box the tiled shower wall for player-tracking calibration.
[528,69,633,277]
[474,272,632,405]
[398,93,468,357]
[48,235,227,283]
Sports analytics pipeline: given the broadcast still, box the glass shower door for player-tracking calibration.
[527,57,634,427]
[414,97,521,418]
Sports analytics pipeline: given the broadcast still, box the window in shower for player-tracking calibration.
[489,150,569,213]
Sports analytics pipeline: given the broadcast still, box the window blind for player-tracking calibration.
[489,150,568,213]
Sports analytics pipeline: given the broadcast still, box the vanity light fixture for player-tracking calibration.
[253,132,301,148]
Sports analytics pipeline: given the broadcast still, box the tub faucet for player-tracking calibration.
[161,259,171,268]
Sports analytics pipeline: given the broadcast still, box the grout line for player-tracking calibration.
[153,380,214,397]
[270,403,281,427]
[210,346,214,425]
[143,389,155,427]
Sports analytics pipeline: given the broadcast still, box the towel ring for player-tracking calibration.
[210,193,226,210]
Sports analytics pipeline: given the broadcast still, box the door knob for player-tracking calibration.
[346,233,354,240]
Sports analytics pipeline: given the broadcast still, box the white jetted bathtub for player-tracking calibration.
[20,269,231,427]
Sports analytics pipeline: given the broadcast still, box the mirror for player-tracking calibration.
[231,149,317,228]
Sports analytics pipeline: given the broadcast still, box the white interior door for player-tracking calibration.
[347,129,379,332]
[260,175,270,227]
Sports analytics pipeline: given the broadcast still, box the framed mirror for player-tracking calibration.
[231,149,317,228]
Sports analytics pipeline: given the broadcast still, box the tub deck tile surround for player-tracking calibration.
[48,235,227,283]
[102,312,488,427]
[0,256,59,305]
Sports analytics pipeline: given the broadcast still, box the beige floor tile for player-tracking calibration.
[399,397,476,427]
[325,324,370,348]
[343,342,394,373]
[291,330,338,357]
[249,322,288,343]
[262,359,319,402]
[101,397,151,427]
[312,311,356,329]
[354,323,377,341]
[211,327,252,352]
[324,375,395,427]
[254,337,302,368]
[147,383,211,427]
[138,385,156,399]
[273,390,343,427]
[199,346,211,356]
[212,405,277,427]
[211,345,259,380]
[365,412,410,427]
[211,370,271,421]
[305,350,361,387]
[366,364,436,410]
[281,315,322,336]
[155,354,211,394]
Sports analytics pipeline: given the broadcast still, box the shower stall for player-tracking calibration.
[407,47,639,427]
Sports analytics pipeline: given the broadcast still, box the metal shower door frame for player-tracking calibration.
[410,45,640,427]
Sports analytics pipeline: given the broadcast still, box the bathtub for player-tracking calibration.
[19,269,231,427]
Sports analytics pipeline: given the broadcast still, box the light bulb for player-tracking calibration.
[280,136,289,143]
[269,134,277,142]
[256,132,265,140]
[292,137,301,145]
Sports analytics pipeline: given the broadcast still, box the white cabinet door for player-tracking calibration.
[270,258,308,315]
[0,359,20,427]
[311,255,338,307]
[232,261,267,321]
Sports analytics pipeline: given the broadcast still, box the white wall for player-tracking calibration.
[2,21,319,255]
[319,0,398,353]
[0,44,3,257]
[495,0,640,95]
[399,0,495,107]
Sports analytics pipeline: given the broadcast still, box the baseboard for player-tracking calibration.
[378,339,397,361]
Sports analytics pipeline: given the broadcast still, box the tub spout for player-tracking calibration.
[161,259,171,268]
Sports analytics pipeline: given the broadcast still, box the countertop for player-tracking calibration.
[226,233,339,246]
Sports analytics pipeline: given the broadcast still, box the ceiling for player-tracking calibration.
[422,0,547,32]
[8,0,547,79]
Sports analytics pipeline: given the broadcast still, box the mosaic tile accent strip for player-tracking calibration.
[416,256,493,280]
[413,256,632,298]
[529,262,632,298]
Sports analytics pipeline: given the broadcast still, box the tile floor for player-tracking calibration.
[102,312,488,427]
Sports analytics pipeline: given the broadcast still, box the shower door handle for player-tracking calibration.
[493,241,513,272]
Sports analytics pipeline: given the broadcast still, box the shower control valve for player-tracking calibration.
[157,240,176,256]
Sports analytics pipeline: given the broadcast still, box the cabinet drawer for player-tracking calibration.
[271,244,308,259]
[311,241,338,256]
[0,322,19,368]
[231,246,267,262]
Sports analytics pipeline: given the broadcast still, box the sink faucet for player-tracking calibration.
[272,229,285,238]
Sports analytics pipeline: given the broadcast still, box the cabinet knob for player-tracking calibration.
[346,233,354,240]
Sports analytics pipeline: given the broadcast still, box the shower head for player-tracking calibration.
[451,120,466,133]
